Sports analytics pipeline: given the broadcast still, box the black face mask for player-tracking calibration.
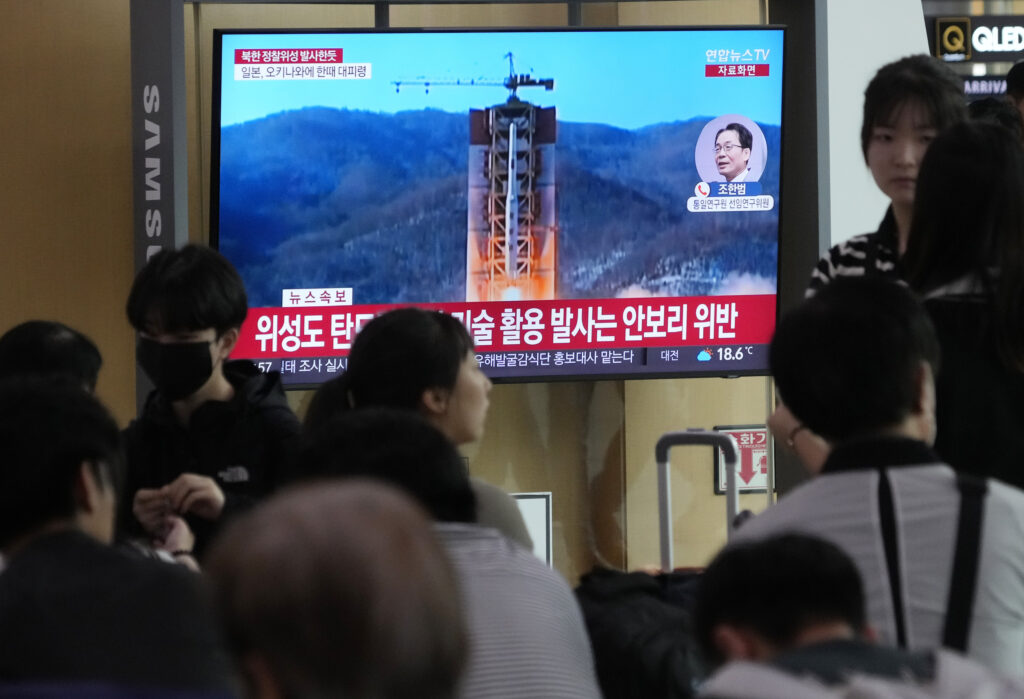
[137,337,214,402]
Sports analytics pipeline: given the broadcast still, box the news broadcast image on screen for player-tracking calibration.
[211,27,785,384]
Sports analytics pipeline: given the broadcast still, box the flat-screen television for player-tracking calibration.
[212,26,785,385]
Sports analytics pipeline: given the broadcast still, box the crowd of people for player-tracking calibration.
[3,51,1024,698]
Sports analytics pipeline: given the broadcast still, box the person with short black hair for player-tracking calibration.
[298,408,602,699]
[713,122,753,182]
[206,481,467,699]
[121,244,300,553]
[968,96,1024,142]
[302,408,477,524]
[0,379,124,553]
[696,534,868,673]
[807,55,966,293]
[0,320,102,391]
[0,378,233,691]
[695,534,1024,697]
[737,277,1024,675]
[771,279,940,444]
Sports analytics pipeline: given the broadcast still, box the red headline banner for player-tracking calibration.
[234,49,343,64]
[234,295,776,360]
[704,64,769,77]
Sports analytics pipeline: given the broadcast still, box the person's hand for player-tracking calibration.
[162,473,226,520]
[133,488,171,536]
[768,399,830,475]
[154,514,195,553]
[153,515,200,572]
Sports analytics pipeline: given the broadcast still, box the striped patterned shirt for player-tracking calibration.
[435,523,601,699]
[807,209,900,297]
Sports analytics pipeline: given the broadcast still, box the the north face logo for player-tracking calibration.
[218,465,250,483]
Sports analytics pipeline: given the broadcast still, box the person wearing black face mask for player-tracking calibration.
[136,333,220,403]
[119,246,301,554]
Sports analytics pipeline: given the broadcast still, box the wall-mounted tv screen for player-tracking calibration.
[212,26,785,385]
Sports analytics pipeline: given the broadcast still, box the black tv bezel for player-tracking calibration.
[209,24,787,388]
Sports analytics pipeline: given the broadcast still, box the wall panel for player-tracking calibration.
[0,1,136,424]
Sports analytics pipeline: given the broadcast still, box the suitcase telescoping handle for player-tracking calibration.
[655,429,740,572]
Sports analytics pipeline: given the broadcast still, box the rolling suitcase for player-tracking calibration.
[575,429,755,698]
[655,429,742,572]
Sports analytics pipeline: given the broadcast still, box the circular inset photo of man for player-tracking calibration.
[694,115,768,184]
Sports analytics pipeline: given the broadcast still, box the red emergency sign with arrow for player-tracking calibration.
[713,425,773,494]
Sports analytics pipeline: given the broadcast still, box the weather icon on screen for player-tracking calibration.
[697,348,713,361]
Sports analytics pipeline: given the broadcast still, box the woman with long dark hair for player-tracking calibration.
[902,120,1024,484]
[304,307,532,547]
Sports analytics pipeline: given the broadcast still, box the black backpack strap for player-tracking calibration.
[942,473,988,652]
[877,469,908,648]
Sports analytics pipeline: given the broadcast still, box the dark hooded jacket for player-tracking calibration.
[119,360,301,552]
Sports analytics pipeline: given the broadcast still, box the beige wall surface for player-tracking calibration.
[0,1,136,424]
[624,376,773,570]
[390,2,568,26]
[466,380,627,583]
[617,0,763,25]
